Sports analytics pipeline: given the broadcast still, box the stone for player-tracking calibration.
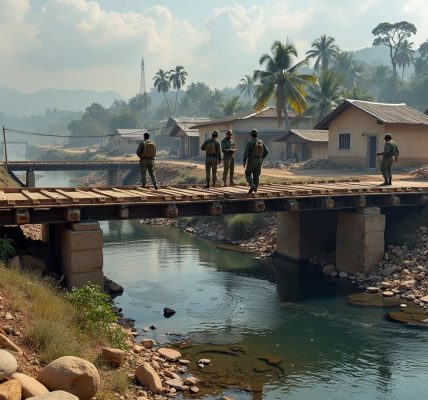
[190,386,200,394]
[366,287,380,293]
[338,272,348,279]
[164,371,181,380]
[20,255,48,273]
[0,333,22,354]
[198,358,211,365]
[27,391,78,399]
[141,339,155,349]
[133,345,143,354]
[11,373,49,399]
[322,264,335,276]
[37,356,100,400]
[0,349,18,380]
[165,379,183,390]
[382,291,394,297]
[401,269,411,276]
[102,348,126,366]
[330,272,338,277]
[184,377,199,386]
[179,359,190,365]
[150,325,157,330]
[0,379,21,400]
[106,280,124,295]
[135,363,163,394]
[414,274,424,281]
[163,307,176,318]
[420,295,428,303]
[4,313,13,321]
[157,348,181,362]
[399,280,416,289]
[380,281,392,289]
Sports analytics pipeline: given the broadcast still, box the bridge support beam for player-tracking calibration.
[336,207,385,274]
[106,167,121,186]
[276,210,337,261]
[26,170,35,187]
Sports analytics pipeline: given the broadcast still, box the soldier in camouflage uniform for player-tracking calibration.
[221,130,237,186]
[243,129,268,193]
[201,130,222,188]
[136,132,158,190]
[377,133,399,185]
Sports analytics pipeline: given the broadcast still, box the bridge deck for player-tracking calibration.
[7,160,139,171]
[0,180,427,225]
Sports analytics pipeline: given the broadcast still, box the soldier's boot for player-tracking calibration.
[204,181,210,189]
[223,180,227,187]
[153,183,159,190]
[388,177,392,185]
[212,180,217,188]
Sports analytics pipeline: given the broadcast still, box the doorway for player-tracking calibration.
[367,135,378,168]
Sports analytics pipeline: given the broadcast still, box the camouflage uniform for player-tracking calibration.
[136,140,157,187]
[243,138,268,191]
[380,140,399,184]
[221,137,236,185]
[201,138,221,186]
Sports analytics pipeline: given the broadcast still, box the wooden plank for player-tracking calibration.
[20,190,52,205]
[40,189,71,204]
[91,189,125,202]
[110,188,147,201]
[55,189,95,204]
[132,187,173,201]
[0,191,29,206]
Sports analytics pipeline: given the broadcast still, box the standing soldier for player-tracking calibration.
[136,132,158,190]
[243,129,268,193]
[377,133,399,185]
[201,130,222,188]
[221,130,237,186]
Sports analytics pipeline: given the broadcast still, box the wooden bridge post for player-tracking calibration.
[26,169,35,187]
[336,207,385,274]
[106,167,121,186]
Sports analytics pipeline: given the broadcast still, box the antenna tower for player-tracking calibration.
[140,56,147,94]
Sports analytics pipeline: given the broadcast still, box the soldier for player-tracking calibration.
[243,129,268,193]
[136,132,158,190]
[201,130,222,188]
[377,133,399,185]
[221,130,237,186]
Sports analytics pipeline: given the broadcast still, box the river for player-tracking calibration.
[36,171,428,400]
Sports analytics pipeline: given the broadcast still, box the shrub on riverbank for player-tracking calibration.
[225,213,266,240]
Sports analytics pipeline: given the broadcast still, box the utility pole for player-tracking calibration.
[2,126,8,168]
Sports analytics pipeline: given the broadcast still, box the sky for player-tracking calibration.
[1,0,428,98]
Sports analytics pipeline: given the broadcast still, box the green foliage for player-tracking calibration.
[306,34,340,71]
[109,112,137,130]
[0,237,15,262]
[65,284,127,349]
[225,214,264,240]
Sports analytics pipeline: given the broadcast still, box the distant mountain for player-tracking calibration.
[0,87,125,117]
[352,46,391,66]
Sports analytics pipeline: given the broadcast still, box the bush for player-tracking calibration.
[0,237,15,262]
[225,214,255,240]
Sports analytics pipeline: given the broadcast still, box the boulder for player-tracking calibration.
[0,379,21,400]
[20,255,48,273]
[0,334,22,354]
[37,356,100,400]
[101,348,126,366]
[165,378,183,390]
[338,271,348,279]
[141,339,155,349]
[0,349,18,380]
[11,373,49,399]
[382,291,394,297]
[163,308,176,318]
[366,287,380,293]
[27,391,78,399]
[135,363,163,394]
[157,348,181,362]
[322,264,335,276]
[420,295,428,303]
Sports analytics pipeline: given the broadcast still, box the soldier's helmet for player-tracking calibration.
[212,130,219,137]
[250,129,258,137]
[384,133,392,140]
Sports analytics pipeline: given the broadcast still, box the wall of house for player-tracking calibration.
[108,135,143,155]
[198,124,230,158]
[311,142,328,160]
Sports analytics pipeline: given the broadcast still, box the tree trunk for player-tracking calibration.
[174,90,178,115]
[163,92,171,115]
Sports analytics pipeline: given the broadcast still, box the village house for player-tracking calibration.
[108,129,147,155]
[166,117,211,158]
[273,129,328,161]
[315,100,428,167]
[192,107,311,160]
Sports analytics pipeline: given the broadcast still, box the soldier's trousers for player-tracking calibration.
[222,157,235,183]
[205,157,218,183]
[380,157,393,180]
[140,159,157,186]
[245,163,262,189]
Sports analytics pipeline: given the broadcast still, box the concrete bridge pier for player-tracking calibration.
[106,167,121,186]
[26,169,35,187]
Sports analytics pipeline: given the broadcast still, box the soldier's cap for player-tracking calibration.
[212,130,219,137]
[250,129,258,137]
[384,133,392,140]
[144,132,150,138]
[226,130,232,135]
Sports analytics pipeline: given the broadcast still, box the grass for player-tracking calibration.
[225,213,268,241]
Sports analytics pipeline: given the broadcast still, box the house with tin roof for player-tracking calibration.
[108,129,147,155]
[192,107,311,160]
[315,100,428,167]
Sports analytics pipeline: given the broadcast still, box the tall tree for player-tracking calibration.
[153,69,171,115]
[219,96,243,116]
[169,66,188,115]
[254,40,316,130]
[332,51,362,88]
[306,70,343,122]
[306,34,340,71]
[238,75,256,104]
[372,21,417,81]
[109,112,138,130]
[128,93,151,113]
[341,83,374,101]
[396,39,415,79]
[414,39,428,76]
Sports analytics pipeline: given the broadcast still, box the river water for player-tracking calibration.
[36,172,428,400]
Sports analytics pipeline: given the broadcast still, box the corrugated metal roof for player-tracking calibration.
[315,100,428,129]
[113,129,147,139]
[275,129,329,143]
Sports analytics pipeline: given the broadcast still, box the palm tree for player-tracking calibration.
[153,69,171,114]
[306,34,340,71]
[219,96,242,116]
[254,40,316,130]
[306,70,343,122]
[332,51,363,88]
[238,75,256,104]
[397,40,415,80]
[342,83,374,101]
[169,66,188,115]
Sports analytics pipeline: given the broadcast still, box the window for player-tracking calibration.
[205,133,209,140]
[338,133,350,150]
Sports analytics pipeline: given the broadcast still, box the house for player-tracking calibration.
[273,129,328,161]
[192,107,311,160]
[166,117,211,158]
[108,129,147,155]
[315,100,428,167]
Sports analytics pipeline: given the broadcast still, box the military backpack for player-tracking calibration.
[252,140,264,157]
[205,142,217,155]
[141,140,156,159]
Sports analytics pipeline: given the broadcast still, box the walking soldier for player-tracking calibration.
[201,130,222,188]
[221,130,236,186]
[243,129,268,193]
[136,132,158,190]
[377,133,399,185]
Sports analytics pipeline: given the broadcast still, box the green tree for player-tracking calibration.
[84,103,111,127]
[169,66,188,115]
[306,34,340,71]
[372,21,417,81]
[153,69,171,115]
[414,39,428,76]
[306,70,343,122]
[254,40,316,130]
[67,117,106,145]
[128,93,151,113]
[342,83,374,101]
[332,51,363,88]
[238,75,256,104]
[109,113,138,130]
[219,96,243,116]
[396,39,415,79]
